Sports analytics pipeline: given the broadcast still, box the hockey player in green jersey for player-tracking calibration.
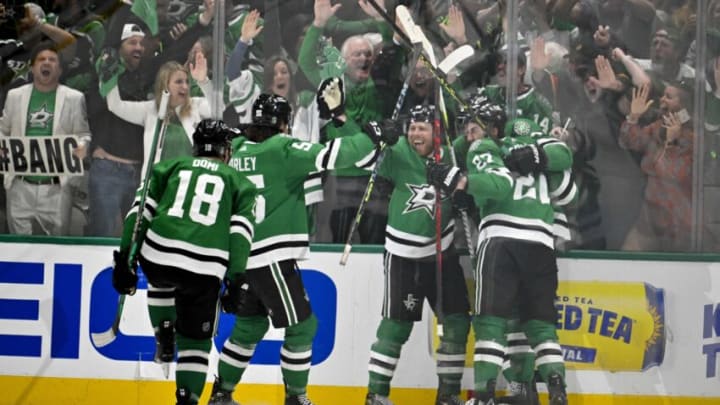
[111,119,257,405]
[363,104,510,405]
[209,77,399,405]
[428,103,576,405]
[454,95,572,405]
[478,51,556,134]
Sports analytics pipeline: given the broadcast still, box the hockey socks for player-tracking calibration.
[524,320,566,384]
[175,334,211,402]
[368,318,413,396]
[217,316,269,390]
[282,315,318,395]
[471,315,507,395]
[436,313,470,396]
[503,325,535,384]
[147,284,176,328]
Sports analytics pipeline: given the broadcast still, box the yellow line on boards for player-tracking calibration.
[0,377,718,405]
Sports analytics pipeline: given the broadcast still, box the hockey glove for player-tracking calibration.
[363,119,401,146]
[221,274,251,314]
[452,190,481,223]
[503,144,548,176]
[316,77,345,125]
[426,161,463,194]
[452,189,475,211]
[112,250,138,296]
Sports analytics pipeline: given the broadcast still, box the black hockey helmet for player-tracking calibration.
[252,93,292,130]
[476,102,507,137]
[193,119,232,157]
[456,93,490,129]
[408,104,436,124]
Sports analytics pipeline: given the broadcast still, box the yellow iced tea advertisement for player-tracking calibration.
[431,281,665,372]
[556,281,665,371]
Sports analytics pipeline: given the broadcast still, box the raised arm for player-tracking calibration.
[226,9,263,81]
[298,0,342,86]
[612,47,651,88]
[326,0,392,39]
[106,85,151,126]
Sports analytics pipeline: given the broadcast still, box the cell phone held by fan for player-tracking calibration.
[676,108,691,124]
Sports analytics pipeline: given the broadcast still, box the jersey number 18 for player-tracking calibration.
[167,170,225,226]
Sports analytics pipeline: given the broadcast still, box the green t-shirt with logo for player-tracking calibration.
[25,88,56,181]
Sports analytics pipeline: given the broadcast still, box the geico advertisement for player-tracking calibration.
[0,257,337,376]
[556,281,665,371]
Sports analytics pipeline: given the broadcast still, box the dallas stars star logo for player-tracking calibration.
[513,120,532,137]
[7,59,30,83]
[29,104,53,129]
[404,183,447,218]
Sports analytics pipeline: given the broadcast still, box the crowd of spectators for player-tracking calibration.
[0,0,718,252]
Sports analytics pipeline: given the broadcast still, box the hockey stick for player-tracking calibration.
[338,44,473,265]
[432,91,445,334]
[129,90,171,267]
[438,44,474,76]
[339,42,423,265]
[91,91,171,348]
[90,294,127,347]
[366,0,486,131]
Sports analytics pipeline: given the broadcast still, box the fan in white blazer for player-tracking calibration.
[106,54,213,175]
[0,82,91,189]
[0,44,90,235]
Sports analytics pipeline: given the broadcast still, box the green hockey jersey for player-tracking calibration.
[377,138,457,258]
[502,118,577,242]
[229,122,377,268]
[121,156,257,280]
[478,85,555,133]
[502,118,573,172]
[467,131,577,249]
[463,137,516,217]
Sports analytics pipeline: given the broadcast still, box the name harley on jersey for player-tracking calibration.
[403,183,448,218]
[229,156,256,171]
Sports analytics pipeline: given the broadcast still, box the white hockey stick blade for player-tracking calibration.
[396,6,438,67]
[161,362,171,379]
[415,25,437,67]
[438,44,475,75]
[395,5,420,44]
[91,328,117,347]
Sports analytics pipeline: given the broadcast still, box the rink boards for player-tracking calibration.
[1,239,719,405]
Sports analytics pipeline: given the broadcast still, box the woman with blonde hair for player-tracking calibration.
[107,55,212,174]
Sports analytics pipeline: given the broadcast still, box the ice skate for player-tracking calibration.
[154,320,175,378]
[465,383,496,405]
[435,393,465,405]
[496,381,538,404]
[547,373,568,405]
[175,387,192,405]
[285,393,315,405]
[365,392,394,405]
[208,377,240,405]
[464,398,495,405]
